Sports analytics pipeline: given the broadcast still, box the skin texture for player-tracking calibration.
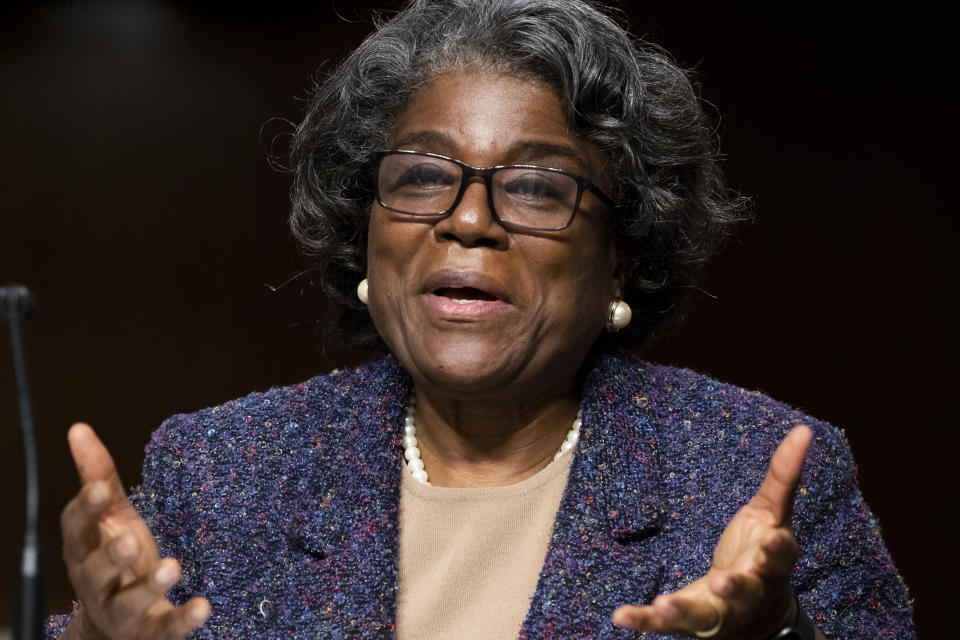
[57,70,823,639]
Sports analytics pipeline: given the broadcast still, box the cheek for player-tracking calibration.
[367,211,412,286]
[364,212,436,352]
[567,265,614,329]
[365,214,407,325]
[529,238,616,335]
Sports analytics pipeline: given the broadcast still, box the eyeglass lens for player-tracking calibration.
[377,153,580,230]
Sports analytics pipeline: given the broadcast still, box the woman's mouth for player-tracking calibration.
[433,287,499,303]
[421,272,514,319]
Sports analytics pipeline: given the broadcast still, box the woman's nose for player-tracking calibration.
[432,179,509,248]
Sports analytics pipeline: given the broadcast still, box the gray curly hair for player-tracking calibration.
[289,0,747,351]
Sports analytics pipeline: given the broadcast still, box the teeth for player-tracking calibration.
[451,298,475,304]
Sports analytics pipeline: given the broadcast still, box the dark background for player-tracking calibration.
[1,1,954,635]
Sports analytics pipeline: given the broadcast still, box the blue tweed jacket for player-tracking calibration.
[47,352,914,639]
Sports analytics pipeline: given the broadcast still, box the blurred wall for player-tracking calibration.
[1,1,952,634]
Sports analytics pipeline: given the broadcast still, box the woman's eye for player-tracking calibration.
[395,163,457,189]
[504,174,562,200]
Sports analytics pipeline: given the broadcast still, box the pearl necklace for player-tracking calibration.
[401,393,583,485]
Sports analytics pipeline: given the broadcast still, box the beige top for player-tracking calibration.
[396,448,574,640]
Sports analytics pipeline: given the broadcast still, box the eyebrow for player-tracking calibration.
[389,130,456,152]
[508,141,588,173]
[388,131,589,173]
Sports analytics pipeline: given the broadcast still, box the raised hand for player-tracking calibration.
[58,423,210,640]
[612,425,820,639]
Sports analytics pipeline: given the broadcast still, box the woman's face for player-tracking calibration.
[366,71,619,401]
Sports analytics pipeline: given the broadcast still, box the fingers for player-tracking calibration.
[709,570,761,604]
[75,597,211,640]
[613,566,790,638]
[61,423,210,639]
[73,552,210,638]
[64,423,155,568]
[68,529,142,599]
[68,423,128,499]
[613,587,725,636]
[757,528,800,580]
[617,428,811,637]
[711,526,796,598]
[142,598,211,639]
[61,479,117,565]
[614,523,800,636]
[103,559,180,623]
[754,425,812,525]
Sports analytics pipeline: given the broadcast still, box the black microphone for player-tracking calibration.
[1,285,43,640]
[0,286,35,319]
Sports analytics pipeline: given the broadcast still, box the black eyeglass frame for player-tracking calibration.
[373,150,616,232]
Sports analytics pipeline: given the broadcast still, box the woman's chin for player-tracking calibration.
[402,339,532,397]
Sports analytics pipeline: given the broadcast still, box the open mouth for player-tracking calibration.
[433,287,499,303]
[421,271,512,316]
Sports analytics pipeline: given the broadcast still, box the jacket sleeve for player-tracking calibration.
[791,420,915,638]
[44,414,200,639]
[129,412,204,604]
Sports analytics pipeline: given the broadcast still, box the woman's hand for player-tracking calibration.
[612,425,818,639]
[59,423,210,640]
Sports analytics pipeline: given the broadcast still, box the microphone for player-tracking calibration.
[0,285,35,319]
[2,284,43,640]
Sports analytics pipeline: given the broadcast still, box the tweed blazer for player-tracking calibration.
[47,351,914,639]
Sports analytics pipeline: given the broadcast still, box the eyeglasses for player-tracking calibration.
[374,150,615,232]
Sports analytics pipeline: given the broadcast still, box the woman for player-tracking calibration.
[48,0,914,638]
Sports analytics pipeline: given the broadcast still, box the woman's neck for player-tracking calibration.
[409,384,580,487]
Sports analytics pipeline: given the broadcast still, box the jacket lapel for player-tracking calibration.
[289,357,410,639]
[519,353,668,639]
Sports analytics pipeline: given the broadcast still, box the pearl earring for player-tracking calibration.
[357,279,369,305]
[606,297,631,332]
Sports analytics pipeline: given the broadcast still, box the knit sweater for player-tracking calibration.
[46,351,915,639]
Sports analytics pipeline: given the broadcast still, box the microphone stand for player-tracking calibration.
[2,285,43,640]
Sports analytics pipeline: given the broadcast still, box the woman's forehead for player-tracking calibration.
[387,71,605,174]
